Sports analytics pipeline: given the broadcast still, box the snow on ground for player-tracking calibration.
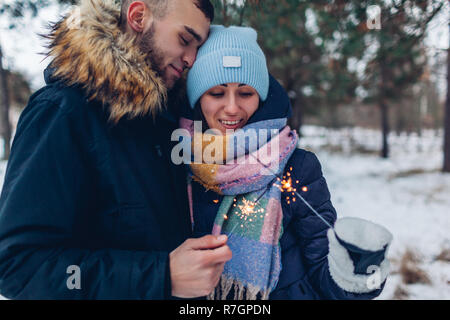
[299,125,450,300]
[0,125,449,299]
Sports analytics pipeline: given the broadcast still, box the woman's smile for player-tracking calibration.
[199,83,260,134]
[218,118,244,130]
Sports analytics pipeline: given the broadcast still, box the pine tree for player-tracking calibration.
[359,0,444,158]
[443,21,450,172]
[0,0,76,160]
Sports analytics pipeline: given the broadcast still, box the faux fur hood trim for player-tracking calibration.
[45,0,167,123]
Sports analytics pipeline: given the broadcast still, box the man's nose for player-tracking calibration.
[183,47,197,69]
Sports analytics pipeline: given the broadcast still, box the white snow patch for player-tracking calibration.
[299,125,450,300]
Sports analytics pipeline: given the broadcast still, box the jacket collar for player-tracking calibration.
[247,74,292,124]
[44,0,167,124]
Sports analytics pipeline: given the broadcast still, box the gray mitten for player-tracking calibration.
[327,217,393,293]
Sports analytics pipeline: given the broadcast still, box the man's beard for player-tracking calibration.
[138,24,170,87]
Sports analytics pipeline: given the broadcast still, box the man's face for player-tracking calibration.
[139,0,210,89]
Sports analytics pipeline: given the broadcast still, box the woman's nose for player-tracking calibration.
[223,94,239,114]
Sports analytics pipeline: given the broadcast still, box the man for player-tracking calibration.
[0,0,231,299]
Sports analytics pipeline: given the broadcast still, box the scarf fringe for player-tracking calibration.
[207,275,270,300]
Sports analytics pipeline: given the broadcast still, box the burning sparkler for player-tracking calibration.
[223,196,268,235]
[216,153,334,233]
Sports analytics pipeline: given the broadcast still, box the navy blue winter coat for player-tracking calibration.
[191,76,385,300]
[0,68,194,299]
[0,4,194,299]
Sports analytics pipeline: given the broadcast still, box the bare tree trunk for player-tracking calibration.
[379,62,390,158]
[0,42,12,160]
[380,98,389,158]
[238,2,246,26]
[222,0,228,25]
[287,94,304,138]
[282,73,303,136]
[443,23,450,172]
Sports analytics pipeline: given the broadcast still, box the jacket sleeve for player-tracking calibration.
[289,150,385,300]
[0,92,171,299]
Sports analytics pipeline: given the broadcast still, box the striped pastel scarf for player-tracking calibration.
[180,117,298,300]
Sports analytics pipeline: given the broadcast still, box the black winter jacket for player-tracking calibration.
[0,0,191,299]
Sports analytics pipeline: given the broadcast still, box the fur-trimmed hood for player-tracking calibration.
[45,0,167,123]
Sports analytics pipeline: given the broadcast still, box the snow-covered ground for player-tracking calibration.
[299,125,450,300]
[0,125,449,300]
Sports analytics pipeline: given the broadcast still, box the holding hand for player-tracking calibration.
[169,235,233,298]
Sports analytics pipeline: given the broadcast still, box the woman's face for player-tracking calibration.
[199,83,260,134]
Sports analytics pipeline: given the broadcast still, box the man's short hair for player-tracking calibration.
[119,0,214,29]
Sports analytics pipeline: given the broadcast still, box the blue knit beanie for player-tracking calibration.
[187,25,269,108]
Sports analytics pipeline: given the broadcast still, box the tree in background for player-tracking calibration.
[1,0,446,161]
[211,0,367,136]
[360,0,445,158]
[0,43,11,160]
[393,73,443,136]
[212,0,445,159]
[0,0,76,160]
[443,20,450,172]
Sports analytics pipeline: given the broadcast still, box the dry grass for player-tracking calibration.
[435,248,450,262]
[398,249,431,285]
[321,144,345,154]
[393,284,409,300]
[352,144,380,155]
[388,168,440,180]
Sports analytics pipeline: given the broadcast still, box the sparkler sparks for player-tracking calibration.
[238,198,257,216]
[236,198,265,221]
[251,152,334,230]
[218,143,335,237]
[225,196,267,235]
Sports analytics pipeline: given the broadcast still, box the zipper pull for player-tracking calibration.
[155,145,163,157]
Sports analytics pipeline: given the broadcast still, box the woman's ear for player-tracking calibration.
[127,1,153,33]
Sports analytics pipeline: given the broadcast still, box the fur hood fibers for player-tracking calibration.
[45,0,167,123]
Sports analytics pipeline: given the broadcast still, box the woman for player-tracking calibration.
[180,25,392,300]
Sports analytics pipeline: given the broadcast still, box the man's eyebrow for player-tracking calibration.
[184,26,203,43]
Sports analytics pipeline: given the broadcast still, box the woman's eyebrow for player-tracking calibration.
[217,84,248,87]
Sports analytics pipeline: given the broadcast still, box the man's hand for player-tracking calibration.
[169,234,232,298]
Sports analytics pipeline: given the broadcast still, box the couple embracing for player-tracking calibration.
[0,0,391,300]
